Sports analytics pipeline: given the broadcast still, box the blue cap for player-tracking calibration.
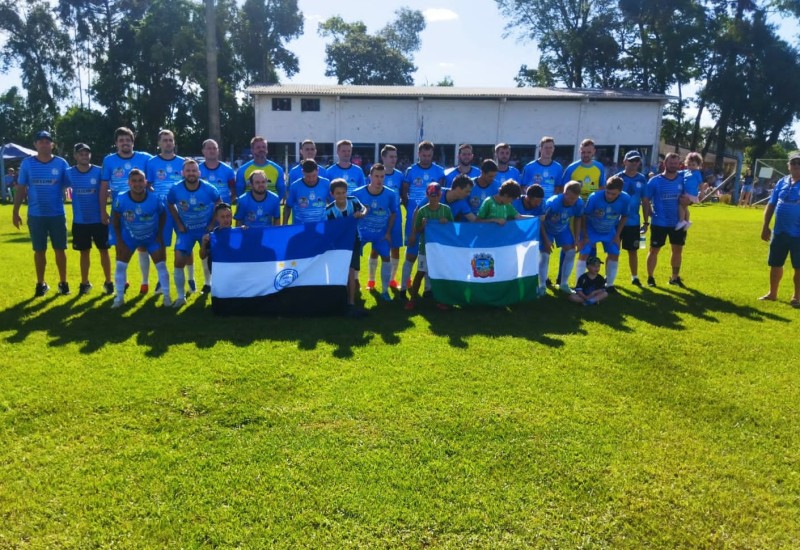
[34,131,53,142]
[624,150,641,161]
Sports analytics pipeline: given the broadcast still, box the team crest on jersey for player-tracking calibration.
[256,207,263,216]
[274,269,299,290]
[124,210,136,222]
[471,253,495,279]
[113,167,124,179]
[124,162,132,170]
[298,197,309,208]
[157,170,166,180]
[51,168,59,176]
[90,178,98,186]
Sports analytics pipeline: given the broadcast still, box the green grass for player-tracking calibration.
[0,202,798,548]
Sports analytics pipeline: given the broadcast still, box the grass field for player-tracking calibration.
[0,202,798,548]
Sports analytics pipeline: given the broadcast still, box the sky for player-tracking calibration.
[1,0,798,144]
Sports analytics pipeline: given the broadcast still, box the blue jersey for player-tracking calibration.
[101,151,153,201]
[563,160,606,199]
[18,155,69,217]
[288,163,328,186]
[543,194,584,236]
[617,170,648,227]
[146,155,185,202]
[683,169,703,197]
[647,173,685,227]
[444,165,480,186]
[512,197,546,217]
[494,166,521,187]
[199,161,236,204]
[468,178,501,215]
[584,189,631,235]
[381,169,405,206]
[326,163,366,194]
[521,160,564,199]
[234,191,281,228]
[441,189,473,221]
[66,165,103,224]
[236,159,286,199]
[167,181,220,232]
[769,176,800,237]
[352,185,397,239]
[113,190,164,242]
[286,177,331,224]
[403,163,445,210]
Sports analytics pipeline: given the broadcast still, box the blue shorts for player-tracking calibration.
[122,235,162,255]
[768,232,800,269]
[28,215,67,252]
[361,234,391,259]
[162,215,174,247]
[540,227,574,252]
[174,230,206,255]
[580,230,620,256]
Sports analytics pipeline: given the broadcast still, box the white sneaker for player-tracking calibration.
[111,299,124,309]
[172,297,187,308]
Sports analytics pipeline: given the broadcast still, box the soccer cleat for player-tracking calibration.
[545,278,555,289]
[154,281,161,293]
[404,300,416,311]
[647,276,656,287]
[34,282,50,297]
[537,286,547,298]
[139,283,149,294]
[201,284,211,294]
[631,277,643,288]
[110,299,124,309]
[366,280,376,290]
[380,291,392,302]
[187,279,197,294]
[558,283,574,295]
[605,285,618,295]
[172,297,187,308]
[58,282,71,295]
[669,277,686,288]
[388,280,399,289]
[78,282,92,295]
[103,281,114,295]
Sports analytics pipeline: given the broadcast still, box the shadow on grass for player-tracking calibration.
[0,281,789,359]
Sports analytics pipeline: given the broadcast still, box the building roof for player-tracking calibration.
[246,84,670,103]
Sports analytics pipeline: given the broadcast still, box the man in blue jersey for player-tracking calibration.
[400,141,445,295]
[468,159,501,215]
[521,136,564,199]
[288,140,328,189]
[12,131,71,297]
[110,169,171,308]
[616,151,650,287]
[353,163,398,301]
[167,158,221,307]
[442,174,476,222]
[327,139,366,194]
[199,138,236,293]
[284,159,331,225]
[513,184,546,217]
[67,143,112,295]
[759,155,800,306]
[367,145,404,291]
[235,136,286,199]
[444,143,480,186]
[493,143,521,186]
[234,170,281,228]
[576,176,630,293]
[99,127,153,293]
[642,152,692,287]
[539,181,584,297]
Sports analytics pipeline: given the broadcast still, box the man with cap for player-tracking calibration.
[759,154,800,307]
[66,143,113,295]
[615,150,650,287]
[12,131,71,297]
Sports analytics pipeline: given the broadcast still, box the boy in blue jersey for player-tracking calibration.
[493,143,521,186]
[676,152,703,231]
[400,141,445,296]
[616,151,650,287]
[110,169,171,308]
[367,145,404,291]
[288,139,328,188]
[353,163,398,301]
[326,139,366,194]
[444,143,480,186]
[521,136,564,199]
[539,181,584,296]
[167,158,221,307]
[235,136,286,199]
[67,143,112,295]
[513,184,546,216]
[325,178,367,318]
[576,176,630,293]
[199,203,233,277]
[468,159,502,215]
[643,152,692,287]
[234,170,281,228]
[284,159,331,225]
[12,131,71,297]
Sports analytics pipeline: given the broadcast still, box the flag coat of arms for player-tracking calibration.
[425,218,540,306]
[210,217,356,316]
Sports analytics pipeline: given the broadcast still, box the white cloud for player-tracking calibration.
[423,8,459,23]
[438,62,455,68]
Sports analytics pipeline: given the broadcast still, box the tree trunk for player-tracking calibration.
[205,0,221,143]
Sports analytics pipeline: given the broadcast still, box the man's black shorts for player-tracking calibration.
[650,224,686,248]
[621,225,641,251]
[72,222,110,251]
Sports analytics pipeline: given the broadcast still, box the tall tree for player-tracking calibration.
[0,87,33,144]
[205,0,221,142]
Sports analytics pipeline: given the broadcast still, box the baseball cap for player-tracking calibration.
[73,143,91,153]
[34,130,53,142]
[586,256,603,266]
[426,183,442,196]
[789,153,800,162]
[624,150,642,161]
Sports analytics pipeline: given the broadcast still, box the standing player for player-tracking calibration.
[288,140,329,188]
[67,143,112,295]
[562,138,606,200]
[235,136,286,199]
[616,151,649,287]
[99,127,152,293]
[468,159,501,216]
[234,170,281,228]
[326,139,366,194]
[444,143,480,186]
[167,158,221,307]
[493,143,521,186]
[539,181,584,296]
[521,136,564,199]
[284,160,331,225]
[325,179,367,318]
[367,145,404,291]
[198,138,236,293]
[110,169,171,308]
[12,130,71,296]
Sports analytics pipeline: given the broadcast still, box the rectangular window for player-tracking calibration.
[272,98,291,111]
[301,98,320,112]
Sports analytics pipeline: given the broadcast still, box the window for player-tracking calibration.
[301,98,320,112]
[272,98,291,111]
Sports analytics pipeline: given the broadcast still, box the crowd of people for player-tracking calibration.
[10,128,800,313]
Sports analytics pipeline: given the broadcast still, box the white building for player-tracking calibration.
[246,84,670,173]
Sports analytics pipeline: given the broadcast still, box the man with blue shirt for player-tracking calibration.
[513,184,546,217]
[493,143,521,186]
[442,174,476,222]
[616,150,650,287]
[326,139,365,194]
[576,176,630,293]
[288,140,328,190]
[367,145,404,291]
[284,159,331,225]
[198,138,235,293]
[353,163,398,301]
[12,131,71,297]
[643,152,691,288]
[468,159,501,215]
[235,136,286,199]
[67,143,112,296]
[521,136,564,199]
[167,158,221,307]
[444,143,480,186]
[234,170,281,228]
[539,181,584,297]
[759,154,800,307]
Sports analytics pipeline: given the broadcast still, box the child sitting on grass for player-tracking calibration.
[569,256,609,306]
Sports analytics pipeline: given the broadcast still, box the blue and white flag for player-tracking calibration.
[210,217,357,316]
[425,218,540,306]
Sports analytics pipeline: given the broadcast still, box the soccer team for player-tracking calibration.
[11,128,800,312]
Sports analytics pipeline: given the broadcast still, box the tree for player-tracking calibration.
[0,87,33,144]
[318,8,425,85]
